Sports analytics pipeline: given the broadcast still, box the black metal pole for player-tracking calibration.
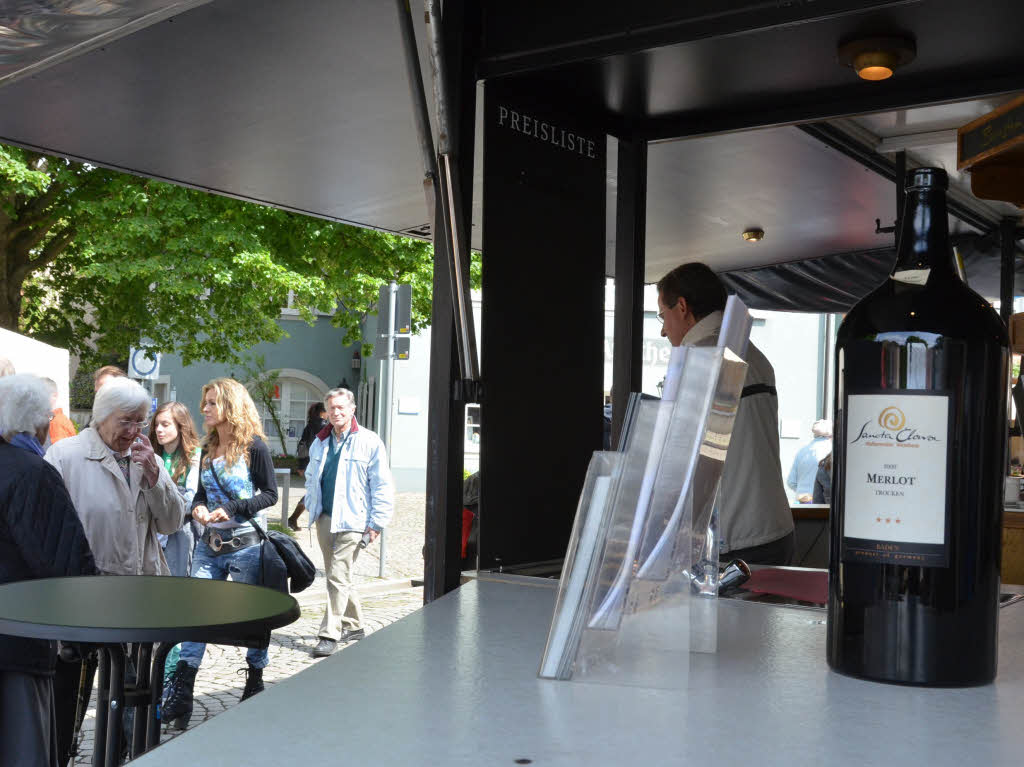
[104,645,126,767]
[93,651,109,767]
[611,137,647,449]
[129,643,151,758]
[894,150,906,251]
[394,0,438,188]
[1001,216,1017,329]
[424,0,477,602]
[146,643,173,749]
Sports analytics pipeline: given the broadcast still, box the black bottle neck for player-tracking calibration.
[892,188,954,277]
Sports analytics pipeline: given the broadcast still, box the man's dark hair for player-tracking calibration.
[92,364,126,384]
[656,262,728,321]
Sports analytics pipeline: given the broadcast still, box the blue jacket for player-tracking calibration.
[304,419,394,534]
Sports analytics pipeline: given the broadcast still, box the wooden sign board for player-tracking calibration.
[958,93,1024,170]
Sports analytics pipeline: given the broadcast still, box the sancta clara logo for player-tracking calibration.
[850,404,940,445]
[878,407,906,431]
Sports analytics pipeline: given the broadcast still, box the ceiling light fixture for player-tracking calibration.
[838,36,916,81]
[741,228,765,243]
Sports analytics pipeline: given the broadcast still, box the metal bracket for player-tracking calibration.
[453,378,483,404]
[875,218,896,235]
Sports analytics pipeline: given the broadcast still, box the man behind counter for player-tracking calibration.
[657,262,794,565]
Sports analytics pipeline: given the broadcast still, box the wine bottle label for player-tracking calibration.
[891,268,931,285]
[841,392,951,567]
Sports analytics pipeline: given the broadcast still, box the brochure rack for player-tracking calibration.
[539,298,751,687]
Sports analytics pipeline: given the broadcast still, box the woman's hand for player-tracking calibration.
[207,507,230,524]
[192,505,210,525]
[130,434,160,488]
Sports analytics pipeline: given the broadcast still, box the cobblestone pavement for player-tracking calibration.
[274,478,426,584]
[70,485,428,764]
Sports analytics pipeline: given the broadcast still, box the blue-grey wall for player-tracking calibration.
[158,315,361,414]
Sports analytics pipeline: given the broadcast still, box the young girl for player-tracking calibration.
[150,401,201,577]
[150,401,202,692]
[161,378,278,729]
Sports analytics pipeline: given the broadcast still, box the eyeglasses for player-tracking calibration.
[117,418,150,432]
[656,309,666,325]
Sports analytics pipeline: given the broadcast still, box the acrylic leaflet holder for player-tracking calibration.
[539,345,749,688]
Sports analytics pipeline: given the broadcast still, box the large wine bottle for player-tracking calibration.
[827,167,1009,686]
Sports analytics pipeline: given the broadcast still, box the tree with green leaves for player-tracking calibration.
[1,143,478,366]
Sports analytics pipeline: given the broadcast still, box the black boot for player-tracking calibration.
[239,664,264,702]
[162,660,198,731]
[287,501,305,531]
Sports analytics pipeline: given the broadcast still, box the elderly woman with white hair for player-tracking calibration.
[0,375,96,766]
[45,376,185,575]
[45,376,185,765]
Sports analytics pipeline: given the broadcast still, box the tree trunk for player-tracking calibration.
[0,247,23,332]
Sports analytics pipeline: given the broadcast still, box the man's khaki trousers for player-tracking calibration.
[315,515,363,640]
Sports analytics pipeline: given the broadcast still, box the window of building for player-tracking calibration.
[256,376,324,452]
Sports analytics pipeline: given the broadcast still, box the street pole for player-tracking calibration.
[378,280,398,578]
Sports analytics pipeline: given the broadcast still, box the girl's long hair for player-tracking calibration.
[149,401,200,485]
[200,377,266,469]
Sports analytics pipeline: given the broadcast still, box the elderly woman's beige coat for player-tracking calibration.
[45,427,186,575]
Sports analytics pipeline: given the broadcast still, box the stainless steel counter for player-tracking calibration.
[134,573,1024,766]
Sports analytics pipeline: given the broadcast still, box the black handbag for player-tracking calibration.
[203,453,316,594]
[253,524,316,594]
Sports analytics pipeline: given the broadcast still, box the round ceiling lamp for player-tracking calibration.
[838,36,916,81]
[741,228,765,243]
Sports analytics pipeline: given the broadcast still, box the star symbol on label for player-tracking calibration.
[876,517,882,522]
[895,519,901,524]
[886,518,892,524]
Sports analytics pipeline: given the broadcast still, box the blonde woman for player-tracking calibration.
[161,378,278,730]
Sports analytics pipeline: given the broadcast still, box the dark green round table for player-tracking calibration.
[0,576,299,767]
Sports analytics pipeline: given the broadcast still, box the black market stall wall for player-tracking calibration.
[479,77,606,570]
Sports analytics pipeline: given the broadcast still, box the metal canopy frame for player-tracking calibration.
[457,0,1024,585]
[2,0,1023,595]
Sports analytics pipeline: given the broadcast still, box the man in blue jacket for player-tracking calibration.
[305,388,394,657]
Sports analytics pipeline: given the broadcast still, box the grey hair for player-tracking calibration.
[41,377,58,395]
[812,419,833,438]
[0,357,14,377]
[92,376,151,426]
[0,374,52,439]
[323,388,356,409]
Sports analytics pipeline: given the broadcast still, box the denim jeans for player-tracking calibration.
[178,540,269,670]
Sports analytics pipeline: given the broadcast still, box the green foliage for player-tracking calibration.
[1,142,479,367]
[267,522,297,539]
[68,366,96,410]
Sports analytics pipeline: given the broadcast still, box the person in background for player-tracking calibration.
[92,364,126,392]
[786,420,833,504]
[813,453,833,505]
[41,378,76,447]
[0,375,97,767]
[150,402,201,576]
[45,376,185,762]
[0,357,14,378]
[305,388,394,658]
[149,401,202,691]
[287,402,328,530]
[162,378,278,729]
[657,262,794,565]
